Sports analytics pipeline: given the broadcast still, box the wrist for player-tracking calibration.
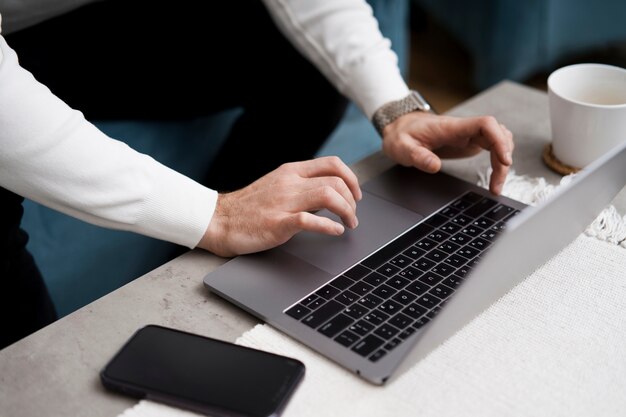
[372,90,434,136]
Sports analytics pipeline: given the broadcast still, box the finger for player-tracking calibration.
[286,212,345,237]
[296,185,358,229]
[297,176,357,211]
[489,151,509,195]
[290,156,362,201]
[403,139,442,173]
[448,117,513,166]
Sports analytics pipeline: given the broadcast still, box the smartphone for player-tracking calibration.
[101,325,305,417]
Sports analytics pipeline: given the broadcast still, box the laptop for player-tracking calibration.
[204,140,626,385]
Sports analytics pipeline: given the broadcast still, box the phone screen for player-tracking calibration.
[101,325,304,417]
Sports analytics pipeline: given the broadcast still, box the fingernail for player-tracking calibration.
[352,216,359,229]
[335,224,345,235]
[506,151,513,164]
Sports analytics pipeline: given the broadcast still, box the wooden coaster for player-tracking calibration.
[542,143,581,175]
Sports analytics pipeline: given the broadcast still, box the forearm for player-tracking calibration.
[262,0,409,119]
[0,36,216,248]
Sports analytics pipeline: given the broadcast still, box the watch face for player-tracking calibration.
[409,90,432,113]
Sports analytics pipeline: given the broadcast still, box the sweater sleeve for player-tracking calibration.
[0,35,217,249]
[261,0,410,120]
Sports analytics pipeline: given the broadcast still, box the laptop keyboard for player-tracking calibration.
[285,192,519,363]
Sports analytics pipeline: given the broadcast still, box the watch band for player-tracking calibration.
[372,90,434,135]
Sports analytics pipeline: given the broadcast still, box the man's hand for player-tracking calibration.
[197,156,362,257]
[381,112,514,195]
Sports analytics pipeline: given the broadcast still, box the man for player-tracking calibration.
[0,0,513,348]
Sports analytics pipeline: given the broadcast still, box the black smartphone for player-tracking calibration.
[101,325,305,417]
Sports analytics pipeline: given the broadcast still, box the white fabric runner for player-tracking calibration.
[119,173,626,417]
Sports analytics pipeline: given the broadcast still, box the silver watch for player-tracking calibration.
[372,90,434,135]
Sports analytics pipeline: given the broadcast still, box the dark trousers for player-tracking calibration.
[1,0,348,348]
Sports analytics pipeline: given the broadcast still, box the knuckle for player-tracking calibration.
[320,185,336,202]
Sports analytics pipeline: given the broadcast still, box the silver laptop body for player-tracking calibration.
[204,141,626,385]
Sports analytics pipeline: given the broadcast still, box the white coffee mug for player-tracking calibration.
[548,63,626,169]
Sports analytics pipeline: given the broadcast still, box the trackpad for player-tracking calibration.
[280,191,423,275]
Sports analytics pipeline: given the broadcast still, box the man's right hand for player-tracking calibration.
[197,156,362,257]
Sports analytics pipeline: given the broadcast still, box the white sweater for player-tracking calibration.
[0,1,409,249]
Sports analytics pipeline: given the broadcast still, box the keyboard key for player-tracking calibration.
[363,272,387,287]
[285,304,311,320]
[461,225,482,237]
[464,197,497,218]
[378,300,403,315]
[344,264,371,280]
[485,204,514,221]
[443,276,463,289]
[330,275,355,290]
[372,284,397,299]
[480,230,498,241]
[390,254,412,268]
[316,285,341,299]
[405,281,430,296]
[302,300,343,328]
[335,290,360,306]
[469,238,489,251]
[473,216,495,229]
[454,266,471,278]
[348,281,375,296]
[344,303,368,320]
[319,314,354,337]
[491,222,507,232]
[413,258,436,271]
[389,313,413,329]
[425,249,447,262]
[416,294,441,309]
[387,276,410,290]
[392,290,417,305]
[398,266,422,281]
[369,349,387,362]
[439,222,462,234]
[418,272,445,286]
[430,284,453,299]
[402,246,426,260]
[363,310,389,326]
[428,231,450,242]
[451,198,473,210]
[358,294,384,309]
[374,324,400,339]
[399,327,417,340]
[349,320,375,336]
[430,263,456,277]
[457,246,480,259]
[413,316,431,329]
[403,303,427,319]
[361,223,433,269]
[451,214,473,226]
[308,298,325,309]
[352,334,385,357]
[438,241,461,254]
[449,232,472,245]
[301,294,319,307]
[335,330,360,347]
[415,238,437,251]
[444,253,467,268]
[384,338,402,350]
[377,263,401,277]
[438,206,461,218]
